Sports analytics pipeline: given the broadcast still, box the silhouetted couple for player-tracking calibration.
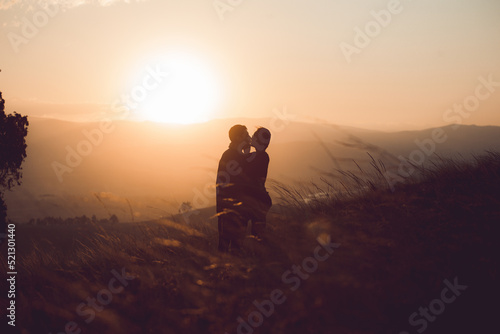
[216,125,272,253]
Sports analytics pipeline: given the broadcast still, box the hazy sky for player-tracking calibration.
[1,0,499,130]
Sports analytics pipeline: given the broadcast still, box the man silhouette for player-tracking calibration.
[216,125,251,253]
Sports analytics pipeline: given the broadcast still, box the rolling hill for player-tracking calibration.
[4,117,500,222]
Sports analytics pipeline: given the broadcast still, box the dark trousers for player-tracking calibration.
[246,192,272,239]
[216,191,272,252]
[217,210,247,253]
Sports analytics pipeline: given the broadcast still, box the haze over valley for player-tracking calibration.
[5,117,500,222]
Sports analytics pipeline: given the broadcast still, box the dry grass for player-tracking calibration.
[1,152,499,333]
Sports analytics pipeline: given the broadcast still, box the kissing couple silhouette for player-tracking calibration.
[216,125,272,254]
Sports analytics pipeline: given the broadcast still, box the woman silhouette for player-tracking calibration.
[244,127,272,240]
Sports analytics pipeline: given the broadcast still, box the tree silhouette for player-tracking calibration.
[0,90,29,238]
[179,201,193,213]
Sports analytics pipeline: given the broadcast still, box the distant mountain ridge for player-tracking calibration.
[5,117,500,222]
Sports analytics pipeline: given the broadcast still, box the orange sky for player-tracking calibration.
[1,0,499,130]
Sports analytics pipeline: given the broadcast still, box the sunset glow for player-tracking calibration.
[138,54,220,124]
[1,2,499,333]
[1,0,499,129]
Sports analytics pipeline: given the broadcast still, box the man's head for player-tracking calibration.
[252,127,271,152]
[229,124,251,146]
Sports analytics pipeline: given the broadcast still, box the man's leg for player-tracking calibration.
[224,211,247,253]
[218,215,230,252]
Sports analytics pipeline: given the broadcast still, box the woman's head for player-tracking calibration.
[252,127,271,152]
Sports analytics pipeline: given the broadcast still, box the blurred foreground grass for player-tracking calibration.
[1,152,500,334]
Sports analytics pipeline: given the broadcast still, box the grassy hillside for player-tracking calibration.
[6,119,500,223]
[1,152,499,334]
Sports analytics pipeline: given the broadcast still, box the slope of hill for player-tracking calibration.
[6,152,499,334]
[4,117,500,222]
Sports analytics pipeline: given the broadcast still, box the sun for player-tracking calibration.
[137,53,220,124]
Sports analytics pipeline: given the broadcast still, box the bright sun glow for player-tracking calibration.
[137,54,220,124]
